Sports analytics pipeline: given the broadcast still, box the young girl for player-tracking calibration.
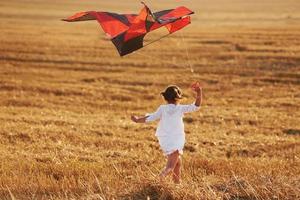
[131,82,202,183]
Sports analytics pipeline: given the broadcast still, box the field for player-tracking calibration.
[0,0,300,199]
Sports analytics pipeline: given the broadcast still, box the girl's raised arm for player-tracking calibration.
[191,82,202,107]
[181,83,202,113]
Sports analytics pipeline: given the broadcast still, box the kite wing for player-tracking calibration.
[63,3,194,56]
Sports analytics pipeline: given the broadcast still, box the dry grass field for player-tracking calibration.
[0,0,300,199]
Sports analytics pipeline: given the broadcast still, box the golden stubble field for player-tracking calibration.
[0,0,300,199]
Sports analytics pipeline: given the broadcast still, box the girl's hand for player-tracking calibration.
[192,82,203,107]
[131,115,147,123]
[131,115,138,123]
[191,82,202,93]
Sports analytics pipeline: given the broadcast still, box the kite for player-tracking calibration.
[63,2,194,56]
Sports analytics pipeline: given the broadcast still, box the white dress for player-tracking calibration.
[145,103,200,155]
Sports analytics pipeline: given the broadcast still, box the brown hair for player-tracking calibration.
[161,85,183,102]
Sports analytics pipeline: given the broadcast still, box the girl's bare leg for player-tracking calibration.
[173,156,181,184]
[159,151,179,180]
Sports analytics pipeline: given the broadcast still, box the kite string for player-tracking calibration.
[134,31,196,74]
[134,51,182,68]
[180,31,194,73]
[134,33,183,68]
[143,33,172,48]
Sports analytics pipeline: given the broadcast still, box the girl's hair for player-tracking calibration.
[161,85,183,101]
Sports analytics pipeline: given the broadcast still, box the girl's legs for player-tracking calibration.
[173,156,181,184]
[159,150,179,181]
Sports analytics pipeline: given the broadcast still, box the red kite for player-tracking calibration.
[63,2,194,56]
